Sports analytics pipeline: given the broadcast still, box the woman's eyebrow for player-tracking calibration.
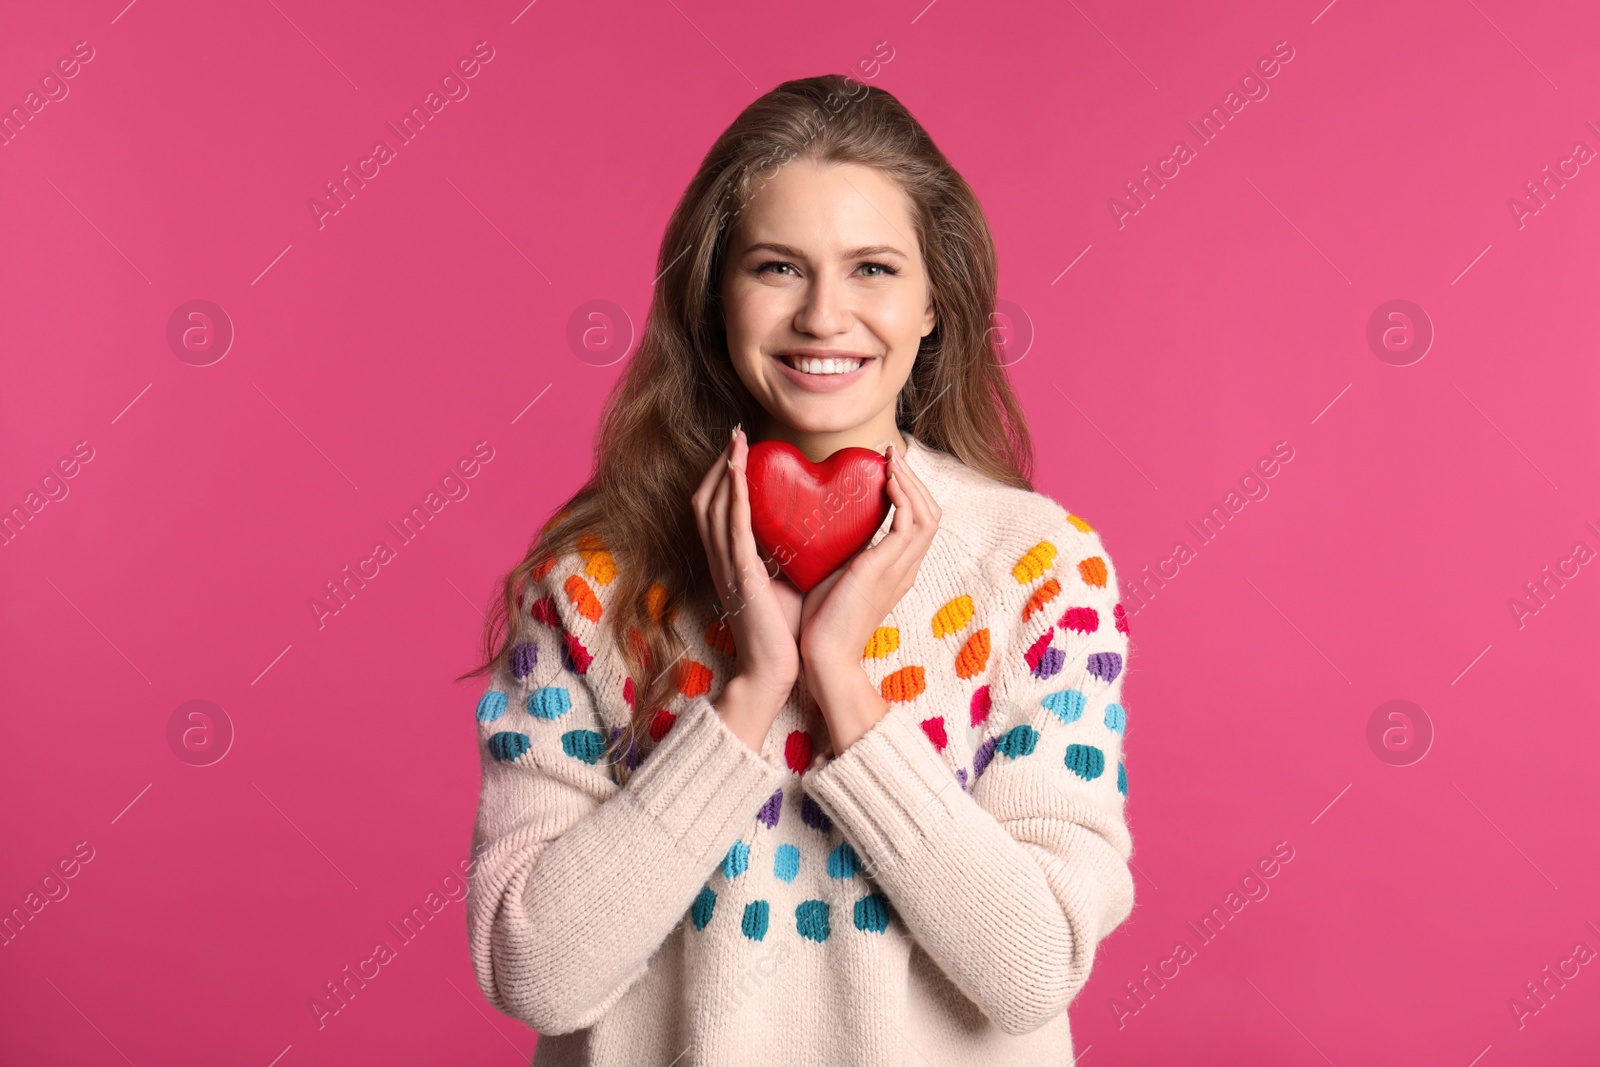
[742,241,909,260]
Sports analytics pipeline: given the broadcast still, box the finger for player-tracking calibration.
[704,468,739,609]
[694,454,729,571]
[883,453,917,541]
[693,434,737,542]
[850,484,912,610]
[692,464,716,543]
[709,456,734,580]
[887,451,939,588]
[727,432,764,578]
[850,454,908,570]
[891,447,939,532]
[874,451,929,575]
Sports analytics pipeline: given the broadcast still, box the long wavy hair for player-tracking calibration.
[460,73,1038,783]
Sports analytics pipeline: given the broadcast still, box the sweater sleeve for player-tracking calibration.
[798,512,1136,1036]
[466,552,789,1035]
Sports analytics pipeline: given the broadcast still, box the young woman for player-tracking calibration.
[464,74,1136,1066]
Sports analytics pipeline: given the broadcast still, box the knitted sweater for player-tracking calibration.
[466,432,1137,1066]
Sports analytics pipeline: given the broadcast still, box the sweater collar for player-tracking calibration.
[898,431,955,501]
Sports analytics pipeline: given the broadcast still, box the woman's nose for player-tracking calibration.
[793,273,851,336]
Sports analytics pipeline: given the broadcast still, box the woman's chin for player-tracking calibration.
[766,406,871,438]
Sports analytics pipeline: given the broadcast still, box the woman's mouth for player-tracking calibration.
[771,351,875,393]
[779,354,865,375]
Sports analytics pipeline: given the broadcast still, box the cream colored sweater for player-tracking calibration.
[466,432,1137,1066]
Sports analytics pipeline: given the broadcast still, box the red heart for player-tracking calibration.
[745,439,890,593]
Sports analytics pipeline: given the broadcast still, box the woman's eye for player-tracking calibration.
[754,260,898,278]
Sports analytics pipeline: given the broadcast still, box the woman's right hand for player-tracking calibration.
[692,427,803,727]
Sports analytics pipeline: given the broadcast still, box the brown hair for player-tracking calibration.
[459,73,1037,782]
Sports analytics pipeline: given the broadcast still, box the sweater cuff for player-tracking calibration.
[622,695,788,869]
[801,698,962,873]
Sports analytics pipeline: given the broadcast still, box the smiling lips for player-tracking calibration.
[772,350,875,392]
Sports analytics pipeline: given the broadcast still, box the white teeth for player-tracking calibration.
[786,356,863,375]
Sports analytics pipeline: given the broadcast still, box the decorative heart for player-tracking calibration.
[745,439,890,592]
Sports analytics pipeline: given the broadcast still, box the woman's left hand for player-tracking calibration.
[798,442,942,675]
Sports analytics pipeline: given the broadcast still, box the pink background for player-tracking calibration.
[3,0,1597,1063]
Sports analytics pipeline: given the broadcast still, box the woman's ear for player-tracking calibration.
[922,299,938,339]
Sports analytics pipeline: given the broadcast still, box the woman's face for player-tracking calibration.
[719,159,938,450]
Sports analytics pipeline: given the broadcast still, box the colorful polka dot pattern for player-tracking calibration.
[773,844,801,883]
[827,842,862,879]
[1103,703,1126,735]
[785,731,814,775]
[476,690,508,723]
[931,594,975,638]
[480,539,668,782]
[705,617,736,656]
[970,685,991,727]
[1042,689,1085,723]
[679,660,713,698]
[526,686,571,720]
[854,893,893,933]
[1087,652,1123,684]
[686,877,895,943]
[795,900,830,942]
[576,532,616,586]
[564,574,602,622]
[691,886,715,930]
[685,826,899,943]
[1022,578,1061,620]
[800,794,833,833]
[880,665,926,703]
[560,632,592,675]
[809,510,1132,806]
[1058,607,1098,634]
[742,900,770,941]
[757,789,783,829]
[961,519,1130,799]
[954,628,990,679]
[607,725,640,770]
[1012,540,1057,584]
[561,729,605,764]
[862,626,899,659]
[480,514,1130,958]
[974,736,998,777]
[1064,743,1106,781]
[995,724,1039,759]
[528,593,559,627]
[1026,631,1065,680]
[487,731,530,762]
